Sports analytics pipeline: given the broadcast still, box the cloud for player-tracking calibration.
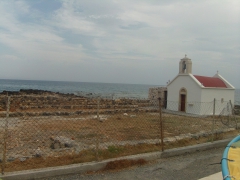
[0,1,91,64]
[0,0,239,87]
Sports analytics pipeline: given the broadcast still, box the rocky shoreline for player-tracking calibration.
[0,89,78,96]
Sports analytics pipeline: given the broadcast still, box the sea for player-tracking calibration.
[0,79,160,99]
[0,79,239,103]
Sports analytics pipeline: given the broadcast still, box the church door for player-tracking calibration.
[180,94,186,112]
[179,88,187,112]
[164,91,168,108]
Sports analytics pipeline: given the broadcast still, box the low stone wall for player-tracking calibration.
[0,89,154,117]
[0,108,159,118]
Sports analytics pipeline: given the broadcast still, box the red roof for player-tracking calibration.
[193,75,227,88]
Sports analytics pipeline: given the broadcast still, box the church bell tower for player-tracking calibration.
[179,55,192,74]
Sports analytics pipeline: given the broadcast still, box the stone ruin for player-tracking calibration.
[148,87,167,107]
[235,105,240,115]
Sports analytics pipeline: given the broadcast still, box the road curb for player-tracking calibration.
[0,138,231,180]
[161,138,230,158]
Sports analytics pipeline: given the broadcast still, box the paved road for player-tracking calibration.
[40,147,224,180]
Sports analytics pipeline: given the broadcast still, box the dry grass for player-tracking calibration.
[164,130,239,149]
[3,144,159,172]
[9,112,231,143]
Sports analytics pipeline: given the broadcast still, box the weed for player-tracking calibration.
[108,145,124,153]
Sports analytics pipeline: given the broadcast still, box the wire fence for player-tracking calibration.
[0,93,239,174]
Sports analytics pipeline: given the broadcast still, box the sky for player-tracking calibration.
[0,0,239,87]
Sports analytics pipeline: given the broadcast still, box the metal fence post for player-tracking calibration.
[95,97,100,161]
[211,98,216,143]
[97,97,100,121]
[2,95,10,175]
[158,98,164,151]
[229,100,237,129]
[95,132,99,161]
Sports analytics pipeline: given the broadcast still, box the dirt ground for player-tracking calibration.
[0,111,238,173]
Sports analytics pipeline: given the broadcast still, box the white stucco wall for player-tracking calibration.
[167,74,202,113]
[201,88,235,103]
[200,88,235,115]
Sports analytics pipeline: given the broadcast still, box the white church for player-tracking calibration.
[166,55,235,115]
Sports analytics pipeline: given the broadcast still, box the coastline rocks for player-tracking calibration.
[0,89,80,97]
